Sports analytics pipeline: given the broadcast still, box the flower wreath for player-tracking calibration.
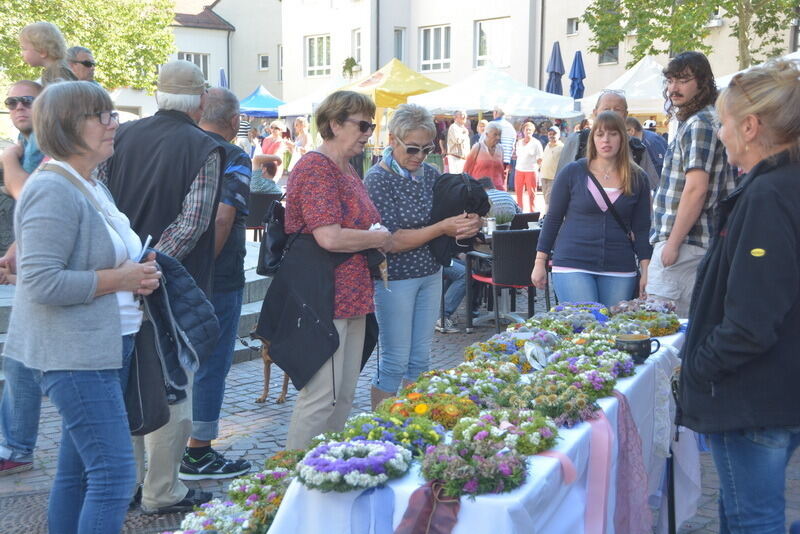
[338,413,445,456]
[227,468,292,531]
[401,362,520,409]
[377,392,479,429]
[551,301,610,321]
[528,380,599,427]
[465,331,561,373]
[452,409,559,456]
[297,440,412,493]
[508,315,574,336]
[168,499,251,534]
[607,310,680,337]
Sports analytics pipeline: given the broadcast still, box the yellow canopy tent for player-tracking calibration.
[341,58,447,108]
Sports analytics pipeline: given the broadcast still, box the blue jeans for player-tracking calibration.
[38,335,136,534]
[442,260,466,318]
[372,270,442,393]
[551,271,636,307]
[192,288,243,441]
[709,428,800,534]
[0,357,41,462]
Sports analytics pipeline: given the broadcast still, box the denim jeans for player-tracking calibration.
[372,270,442,393]
[442,260,466,318]
[38,335,136,534]
[0,357,41,462]
[192,288,243,441]
[551,271,636,308]
[709,427,800,534]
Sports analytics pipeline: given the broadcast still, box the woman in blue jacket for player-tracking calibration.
[531,111,652,306]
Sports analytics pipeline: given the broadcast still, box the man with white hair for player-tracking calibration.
[99,60,224,514]
[492,106,517,189]
[446,110,470,173]
[66,46,96,82]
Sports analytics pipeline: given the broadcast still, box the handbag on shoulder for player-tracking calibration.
[256,195,305,276]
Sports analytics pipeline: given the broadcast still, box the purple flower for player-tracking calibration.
[540,427,553,438]
[463,478,479,493]
[474,430,489,441]
[246,493,259,502]
[498,462,512,476]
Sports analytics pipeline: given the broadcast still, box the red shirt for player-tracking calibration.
[285,151,380,318]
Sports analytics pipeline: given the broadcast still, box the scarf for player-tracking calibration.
[382,146,424,180]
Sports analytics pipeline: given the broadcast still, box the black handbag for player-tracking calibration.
[126,320,170,436]
[256,196,305,276]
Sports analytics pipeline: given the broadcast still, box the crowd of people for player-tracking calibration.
[0,18,799,534]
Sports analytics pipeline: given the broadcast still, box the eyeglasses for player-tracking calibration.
[343,118,377,133]
[396,138,435,156]
[85,111,120,126]
[665,76,696,86]
[70,60,96,68]
[600,89,626,96]
[4,96,35,110]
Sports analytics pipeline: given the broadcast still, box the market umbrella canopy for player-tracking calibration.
[545,41,565,95]
[408,68,581,118]
[580,56,667,115]
[568,51,586,99]
[339,58,447,108]
[240,85,285,118]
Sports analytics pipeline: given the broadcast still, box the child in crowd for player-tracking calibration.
[19,22,77,86]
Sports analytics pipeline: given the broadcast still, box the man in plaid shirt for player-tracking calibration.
[647,51,735,317]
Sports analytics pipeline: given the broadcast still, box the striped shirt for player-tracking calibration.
[494,117,516,164]
[485,188,521,220]
[651,105,734,248]
[237,119,251,140]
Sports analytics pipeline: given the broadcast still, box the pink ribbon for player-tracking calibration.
[585,411,614,534]
[536,450,577,485]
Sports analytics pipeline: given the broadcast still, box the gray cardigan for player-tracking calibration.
[4,169,123,372]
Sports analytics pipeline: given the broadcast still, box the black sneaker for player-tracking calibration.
[178,448,251,480]
[143,488,212,514]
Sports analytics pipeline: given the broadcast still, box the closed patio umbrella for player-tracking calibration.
[545,41,565,95]
[568,51,586,99]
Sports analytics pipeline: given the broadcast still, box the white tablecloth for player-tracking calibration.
[268,333,700,534]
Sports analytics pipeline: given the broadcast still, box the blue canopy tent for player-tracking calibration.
[568,51,586,99]
[240,85,285,118]
[545,42,565,95]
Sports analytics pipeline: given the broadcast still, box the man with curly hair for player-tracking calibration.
[647,51,735,317]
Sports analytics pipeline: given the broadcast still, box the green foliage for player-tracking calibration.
[583,0,796,69]
[0,0,175,91]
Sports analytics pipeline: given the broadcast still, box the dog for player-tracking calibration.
[250,334,290,404]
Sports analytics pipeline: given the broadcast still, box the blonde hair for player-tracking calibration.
[716,59,800,162]
[521,121,535,132]
[20,22,67,61]
[586,111,635,195]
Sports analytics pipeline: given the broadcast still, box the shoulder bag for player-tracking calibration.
[256,195,306,276]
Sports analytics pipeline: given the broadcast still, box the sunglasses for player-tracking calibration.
[396,138,435,156]
[4,96,35,110]
[85,111,120,126]
[344,118,377,133]
[70,60,96,68]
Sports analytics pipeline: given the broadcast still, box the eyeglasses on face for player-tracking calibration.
[665,76,696,86]
[343,118,377,133]
[70,60,96,68]
[4,96,35,110]
[396,138,435,156]
[85,111,120,126]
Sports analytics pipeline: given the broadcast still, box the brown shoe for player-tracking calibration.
[0,458,33,476]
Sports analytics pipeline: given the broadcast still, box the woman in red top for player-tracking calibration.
[283,91,391,449]
[261,120,287,182]
[464,121,505,190]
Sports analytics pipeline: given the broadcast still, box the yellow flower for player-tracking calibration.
[443,404,460,416]
[414,403,429,415]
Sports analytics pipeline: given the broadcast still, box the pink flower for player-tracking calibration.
[498,462,512,476]
[463,478,479,493]
[474,431,489,441]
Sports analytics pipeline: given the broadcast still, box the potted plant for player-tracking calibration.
[342,57,360,78]
[495,212,514,230]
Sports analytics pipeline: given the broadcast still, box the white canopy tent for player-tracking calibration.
[580,56,667,115]
[277,78,348,117]
[407,68,582,118]
[715,50,800,88]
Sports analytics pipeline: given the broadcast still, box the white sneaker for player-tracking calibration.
[435,317,459,334]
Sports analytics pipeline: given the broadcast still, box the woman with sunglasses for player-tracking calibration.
[4,81,161,533]
[464,121,505,190]
[365,103,481,409]
[261,120,287,181]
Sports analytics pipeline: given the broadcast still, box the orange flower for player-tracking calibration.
[414,403,429,415]
[575,338,587,345]
[443,404,460,416]
[407,392,423,400]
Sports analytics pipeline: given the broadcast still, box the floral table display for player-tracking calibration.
[608,297,677,315]
[227,468,293,533]
[421,439,528,499]
[337,413,446,456]
[452,409,559,455]
[605,310,680,337]
[165,499,252,534]
[297,440,412,492]
[507,314,574,336]
[550,301,610,320]
[377,392,479,429]
[401,361,521,408]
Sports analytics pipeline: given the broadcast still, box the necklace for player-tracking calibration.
[592,164,615,181]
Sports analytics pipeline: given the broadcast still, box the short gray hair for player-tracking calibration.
[33,81,113,161]
[156,91,202,113]
[388,103,436,141]
[67,46,92,62]
[201,87,239,128]
[484,121,502,135]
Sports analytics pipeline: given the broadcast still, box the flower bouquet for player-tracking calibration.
[401,361,520,408]
[452,409,558,456]
[551,301,610,321]
[227,468,292,533]
[166,499,251,534]
[338,413,445,456]
[526,380,599,427]
[421,439,527,499]
[264,449,307,472]
[507,315,574,336]
[297,440,412,493]
[376,392,479,429]
[606,310,680,337]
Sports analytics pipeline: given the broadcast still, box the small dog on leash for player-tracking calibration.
[250,335,290,404]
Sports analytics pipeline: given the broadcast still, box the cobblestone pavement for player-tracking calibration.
[1,311,798,533]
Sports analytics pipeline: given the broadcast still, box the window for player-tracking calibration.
[305,34,331,77]
[394,27,406,61]
[352,29,362,64]
[420,25,451,72]
[277,44,284,81]
[474,18,510,68]
[567,18,580,35]
[177,52,209,79]
[259,54,269,71]
[598,45,619,65]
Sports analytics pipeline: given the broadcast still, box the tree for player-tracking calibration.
[0,0,175,91]
[582,0,797,69]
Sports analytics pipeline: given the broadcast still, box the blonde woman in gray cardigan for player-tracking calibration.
[3,82,161,534]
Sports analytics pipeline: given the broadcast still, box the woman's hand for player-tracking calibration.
[440,213,481,239]
[116,253,162,296]
[638,260,649,298]
[531,260,548,289]
[372,226,393,251]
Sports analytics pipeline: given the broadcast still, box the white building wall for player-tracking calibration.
[172,26,229,85]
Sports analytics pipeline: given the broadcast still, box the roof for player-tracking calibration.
[173,1,234,31]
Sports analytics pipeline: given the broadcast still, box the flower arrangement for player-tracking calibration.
[265,449,307,472]
[465,331,561,373]
[526,380,599,427]
[535,362,618,400]
[166,499,251,534]
[377,392,479,429]
[297,440,412,492]
[606,310,680,337]
[452,409,559,455]
[338,413,445,456]
[609,297,677,315]
[401,361,520,408]
[507,315,574,336]
[227,469,292,532]
[551,301,610,321]
[549,334,636,379]
[421,439,527,499]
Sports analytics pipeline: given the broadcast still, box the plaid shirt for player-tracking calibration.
[651,105,734,248]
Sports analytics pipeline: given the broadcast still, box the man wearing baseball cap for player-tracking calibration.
[98,60,229,514]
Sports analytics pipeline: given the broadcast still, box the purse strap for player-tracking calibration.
[586,169,639,264]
